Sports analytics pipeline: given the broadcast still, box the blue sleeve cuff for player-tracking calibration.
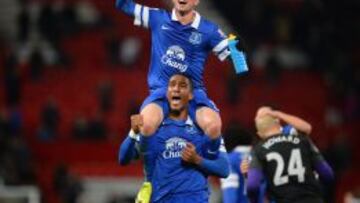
[247,168,264,203]
[315,160,334,183]
[118,136,138,165]
[199,152,230,178]
[115,0,135,16]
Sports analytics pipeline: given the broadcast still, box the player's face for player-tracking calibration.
[172,0,199,13]
[167,75,193,112]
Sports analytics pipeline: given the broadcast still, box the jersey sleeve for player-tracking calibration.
[221,172,239,203]
[115,0,163,29]
[199,152,230,178]
[304,136,334,182]
[118,136,139,165]
[305,136,325,164]
[209,26,230,61]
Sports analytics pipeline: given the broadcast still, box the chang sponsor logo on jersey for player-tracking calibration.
[162,137,187,159]
[161,45,188,72]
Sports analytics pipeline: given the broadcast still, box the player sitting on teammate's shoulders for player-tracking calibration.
[115,0,249,163]
[247,107,334,203]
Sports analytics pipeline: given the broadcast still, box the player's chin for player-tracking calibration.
[170,104,181,111]
[176,5,191,12]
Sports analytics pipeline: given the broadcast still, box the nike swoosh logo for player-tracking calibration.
[207,150,218,155]
[161,25,170,30]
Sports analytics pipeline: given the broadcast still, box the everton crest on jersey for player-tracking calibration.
[189,32,202,45]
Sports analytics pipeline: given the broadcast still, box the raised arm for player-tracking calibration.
[118,132,139,165]
[258,106,312,135]
[115,0,136,16]
[115,0,161,29]
[118,114,143,165]
[269,110,312,135]
[181,142,230,178]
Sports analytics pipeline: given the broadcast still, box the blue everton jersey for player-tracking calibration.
[221,146,252,203]
[140,117,210,202]
[222,146,267,203]
[125,2,230,90]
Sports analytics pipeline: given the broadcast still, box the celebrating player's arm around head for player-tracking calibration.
[247,107,334,203]
[115,0,248,160]
[256,106,312,136]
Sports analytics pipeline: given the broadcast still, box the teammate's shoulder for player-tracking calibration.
[197,16,220,32]
[233,146,252,154]
[252,141,264,152]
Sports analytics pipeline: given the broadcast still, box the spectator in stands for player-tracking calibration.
[0,109,10,137]
[4,51,21,107]
[0,136,36,185]
[53,164,83,203]
[72,114,89,139]
[38,97,60,141]
[97,80,114,113]
[16,2,30,43]
[265,53,281,84]
[119,36,142,68]
[7,107,23,136]
[38,2,60,47]
[105,29,122,66]
[75,0,101,29]
[88,112,107,139]
[29,46,44,81]
[226,73,241,104]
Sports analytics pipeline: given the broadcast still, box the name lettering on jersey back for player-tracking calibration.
[263,135,300,149]
[161,45,188,72]
[162,137,187,159]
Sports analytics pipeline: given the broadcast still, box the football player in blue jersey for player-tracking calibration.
[119,74,230,202]
[115,0,246,159]
[220,107,313,203]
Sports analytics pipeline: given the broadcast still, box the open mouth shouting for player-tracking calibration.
[170,95,182,106]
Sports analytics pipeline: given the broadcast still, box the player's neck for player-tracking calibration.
[169,109,188,121]
[263,127,282,138]
[175,10,195,25]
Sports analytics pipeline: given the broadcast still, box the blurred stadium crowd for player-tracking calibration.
[0,0,359,202]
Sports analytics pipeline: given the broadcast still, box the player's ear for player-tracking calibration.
[189,92,193,100]
[194,0,199,6]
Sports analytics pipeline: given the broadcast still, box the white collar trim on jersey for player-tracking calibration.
[234,146,252,153]
[185,116,194,126]
[171,9,201,29]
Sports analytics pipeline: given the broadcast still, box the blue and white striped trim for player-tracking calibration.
[142,6,150,28]
[221,173,239,189]
[213,39,230,61]
[220,138,227,152]
[133,4,151,28]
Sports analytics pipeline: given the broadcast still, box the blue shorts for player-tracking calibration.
[140,88,219,121]
[153,190,209,203]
